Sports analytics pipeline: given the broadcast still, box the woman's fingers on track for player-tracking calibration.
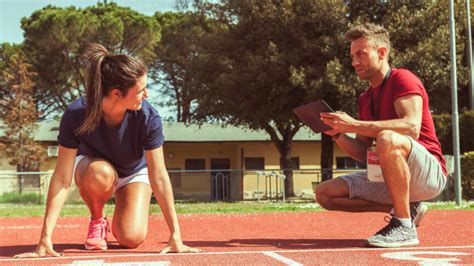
[186,247,202,253]
[47,249,63,257]
[14,249,62,258]
[14,251,41,258]
[160,245,202,254]
[159,246,172,254]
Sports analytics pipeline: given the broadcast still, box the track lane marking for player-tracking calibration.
[262,251,303,266]
[2,245,473,262]
[69,259,170,265]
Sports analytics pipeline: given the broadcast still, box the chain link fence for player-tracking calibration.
[0,169,369,204]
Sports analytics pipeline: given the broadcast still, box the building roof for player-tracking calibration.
[2,120,322,142]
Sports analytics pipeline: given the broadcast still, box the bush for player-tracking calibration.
[0,192,40,203]
[433,113,452,154]
[433,110,474,154]
[461,152,474,200]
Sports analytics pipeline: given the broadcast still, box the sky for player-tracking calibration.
[0,0,177,44]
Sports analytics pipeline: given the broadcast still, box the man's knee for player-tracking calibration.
[314,184,335,210]
[376,130,410,158]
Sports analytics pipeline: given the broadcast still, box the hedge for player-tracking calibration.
[461,152,474,200]
[433,110,474,154]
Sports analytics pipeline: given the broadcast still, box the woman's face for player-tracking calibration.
[119,74,149,110]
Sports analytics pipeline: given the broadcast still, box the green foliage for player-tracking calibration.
[0,192,40,204]
[460,110,474,153]
[0,43,23,115]
[433,111,474,154]
[433,113,453,154]
[0,52,46,171]
[188,0,349,194]
[20,2,161,117]
[461,152,474,200]
[151,11,215,122]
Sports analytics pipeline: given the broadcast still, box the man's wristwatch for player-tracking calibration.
[331,133,342,141]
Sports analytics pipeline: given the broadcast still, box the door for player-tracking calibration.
[211,159,230,201]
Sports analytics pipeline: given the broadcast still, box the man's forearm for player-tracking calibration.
[351,119,419,139]
[334,134,369,163]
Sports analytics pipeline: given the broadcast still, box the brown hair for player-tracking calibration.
[76,43,147,135]
[344,23,391,51]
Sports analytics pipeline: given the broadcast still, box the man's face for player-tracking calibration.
[350,37,384,81]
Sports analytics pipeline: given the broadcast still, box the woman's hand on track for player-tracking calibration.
[160,234,202,254]
[14,237,62,258]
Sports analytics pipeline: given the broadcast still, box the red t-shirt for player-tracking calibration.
[358,68,447,176]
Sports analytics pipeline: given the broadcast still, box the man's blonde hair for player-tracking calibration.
[345,23,391,51]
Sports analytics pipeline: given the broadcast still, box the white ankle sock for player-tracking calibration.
[395,216,412,228]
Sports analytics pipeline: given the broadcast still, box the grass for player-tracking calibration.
[0,192,42,204]
[0,201,472,218]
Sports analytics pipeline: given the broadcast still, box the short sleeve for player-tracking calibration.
[144,115,165,150]
[392,70,424,100]
[58,109,80,149]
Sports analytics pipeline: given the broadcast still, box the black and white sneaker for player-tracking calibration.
[411,202,428,227]
[367,217,419,248]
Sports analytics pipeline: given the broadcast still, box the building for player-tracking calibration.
[0,121,364,201]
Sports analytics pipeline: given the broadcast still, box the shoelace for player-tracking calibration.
[375,216,401,236]
[88,219,109,239]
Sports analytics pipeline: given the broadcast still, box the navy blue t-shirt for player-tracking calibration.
[58,97,165,177]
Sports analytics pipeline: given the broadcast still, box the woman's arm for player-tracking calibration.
[145,146,201,254]
[15,145,77,258]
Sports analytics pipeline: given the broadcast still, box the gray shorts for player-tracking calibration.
[340,137,447,204]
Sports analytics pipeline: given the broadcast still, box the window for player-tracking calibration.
[244,157,264,170]
[291,157,300,170]
[185,159,206,171]
[336,157,366,169]
[168,168,182,188]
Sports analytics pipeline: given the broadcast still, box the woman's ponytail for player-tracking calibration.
[75,43,146,135]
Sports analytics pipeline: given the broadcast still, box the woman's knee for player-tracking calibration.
[77,160,117,190]
[114,229,147,249]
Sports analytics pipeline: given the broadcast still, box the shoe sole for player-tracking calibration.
[85,243,108,250]
[413,204,428,227]
[367,238,420,248]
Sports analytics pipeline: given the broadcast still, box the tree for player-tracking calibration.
[0,51,46,192]
[151,11,214,122]
[192,0,348,196]
[0,43,23,116]
[20,2,161,117]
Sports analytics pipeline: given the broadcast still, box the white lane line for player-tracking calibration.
[69,260,104,265]
[69,259,170,265]
[2,245,473,262]
[262,251,303,266]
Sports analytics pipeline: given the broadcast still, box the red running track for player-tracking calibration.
[0,210,473,265]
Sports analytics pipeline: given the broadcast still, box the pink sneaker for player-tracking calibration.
[84,217,109,250]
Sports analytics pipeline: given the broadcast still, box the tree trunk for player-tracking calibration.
[17,164,24,194]
[320,133,334,182]
[279,138,294,197]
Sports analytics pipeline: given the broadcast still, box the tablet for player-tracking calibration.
[292,100,334,133]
